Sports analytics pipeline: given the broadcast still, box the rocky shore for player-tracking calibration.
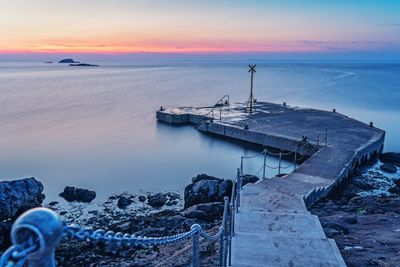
[0,174,237,266]
[310,152,400,267]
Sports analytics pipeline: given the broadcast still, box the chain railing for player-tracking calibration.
[239,134,328,178]
[195,95,230,128]
[0,196,233,267]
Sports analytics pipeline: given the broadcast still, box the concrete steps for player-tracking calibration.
[231,179,346,267]
[231,233,345,267]
[235,211,326,238]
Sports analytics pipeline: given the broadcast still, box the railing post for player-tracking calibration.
[228,203,233,266]
[9,208,63,267]
[278,152,282,176]
[236,168,241,212]
[262,149,267,179]
[293,150,297,171]
[220,106,222,121]
[191,224,201,267]
[325,128,328,146]
[240,157,243,176]
[316,134,320,148]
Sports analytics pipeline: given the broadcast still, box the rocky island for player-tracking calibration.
[58,58,78,63]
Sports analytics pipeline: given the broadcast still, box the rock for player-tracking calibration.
[69,63,99,67]
[380,152,400,167]
[388,186,400,195]
[0,177,45,220]
[48,201,59,206]
[138,195,146,202]
[380,163,397,173]
[182,202,224,221]
[191,174,220,184]
[147,193,167,208]
[344,216,358,224]
[117,196,133,209]
[322,222,349,235]
[59,186,96,203]
[184,174,232,209]
[183,209,209,221]
[58,58,77,63]
[242,175,259,186]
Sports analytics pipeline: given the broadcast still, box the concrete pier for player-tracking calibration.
[157,102,385,266]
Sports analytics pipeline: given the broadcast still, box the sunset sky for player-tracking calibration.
[1,0,400,60]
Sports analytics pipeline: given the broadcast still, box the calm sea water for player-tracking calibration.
[0,61,399,201]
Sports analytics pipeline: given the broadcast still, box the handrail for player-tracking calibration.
[0,197,233,267]
[195,95,230,128]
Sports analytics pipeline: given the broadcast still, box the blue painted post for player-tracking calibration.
[10,208,63,267]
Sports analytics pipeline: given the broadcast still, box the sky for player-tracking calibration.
[1,0,400,61]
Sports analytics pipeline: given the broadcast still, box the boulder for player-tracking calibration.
[380,152,400,167]
[182,202,224,221]
[184,175,232,209]
[59,186,96,203]
[138,195,146,202]
[147,193,168,208]
[117,196,133,209]
[380,163,397,174]
[0,177,44,220]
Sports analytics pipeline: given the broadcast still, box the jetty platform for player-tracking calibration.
[157,102,385,267]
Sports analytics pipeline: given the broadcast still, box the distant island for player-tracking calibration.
[69,63,99,67]
[44,61,53,63]
[58,58,79,63]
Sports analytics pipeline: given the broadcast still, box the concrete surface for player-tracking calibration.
[156,102,385,266]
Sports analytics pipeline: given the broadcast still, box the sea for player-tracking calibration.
[0,61,399,201]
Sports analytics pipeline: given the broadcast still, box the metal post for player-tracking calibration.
[192,232,200,267]
[10,208,63,267]
[293,150,297,171]
[228,203,233,266]
[219,229,224,267]
[262,149,267,179]
[325,128,328,146]
[316,134,320,148]
[212,109,214,120]
[278,152,282,176]
[240,157,243,176]
[236,168,241,212]
[222,198,229,267]
[220,106,222,122]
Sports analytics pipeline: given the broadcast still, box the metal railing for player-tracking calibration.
[195,95,230,128]
[0,195,235,267]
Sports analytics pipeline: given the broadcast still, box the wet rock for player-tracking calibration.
[380,152,400,167]
[0,177,45,220]
[138,195,146,202]
[184,174,232,209]
[59,186,96,203]
[191,174,220,184]
[48,201,59,206]
[182,202,224,222]
[117,196,133,209]
[147,193,168,208]
[388,186,400,195]
[242,175,259,186]
[380,163,397,173]
[322,222,349,235]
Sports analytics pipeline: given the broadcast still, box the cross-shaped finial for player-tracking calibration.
[248,64,256,73]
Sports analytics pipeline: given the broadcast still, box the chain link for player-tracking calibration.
[0,237,38,267]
